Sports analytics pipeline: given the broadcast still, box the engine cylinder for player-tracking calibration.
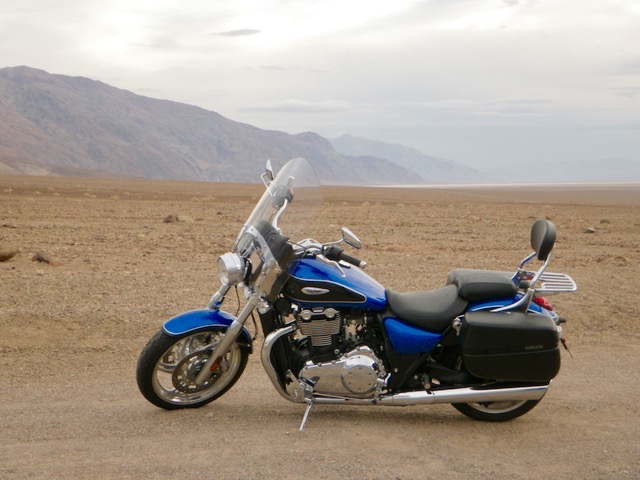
[296,308,342,348]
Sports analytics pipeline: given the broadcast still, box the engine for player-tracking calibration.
[292,306,387,399]
[298,346,386,398]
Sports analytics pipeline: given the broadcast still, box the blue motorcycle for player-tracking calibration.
[136,158,577,429]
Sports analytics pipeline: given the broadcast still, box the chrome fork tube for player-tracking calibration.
[206,284,231,310]
[194,295,259,386]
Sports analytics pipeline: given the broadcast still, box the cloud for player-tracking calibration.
[406,97,552,118]
[612,87,640,98]
[260,65,286,71]
[242,99,353,113]
[0,0,638,169]
[214,29,261,37]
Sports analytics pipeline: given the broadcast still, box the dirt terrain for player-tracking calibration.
[1,174,639,479]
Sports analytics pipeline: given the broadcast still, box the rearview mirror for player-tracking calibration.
[341,227,362,249]
[262,160,275,187]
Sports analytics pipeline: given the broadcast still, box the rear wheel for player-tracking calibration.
[450,355,542,422]
[136,328,249,410]
[452,398,540,421]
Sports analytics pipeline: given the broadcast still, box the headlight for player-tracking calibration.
[217,253,245,285]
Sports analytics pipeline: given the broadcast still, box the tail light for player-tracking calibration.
[533,296,554,311]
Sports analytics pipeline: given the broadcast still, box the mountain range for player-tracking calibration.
[1,66,637,184]
[330,135,489,184]
[0,66,480,185]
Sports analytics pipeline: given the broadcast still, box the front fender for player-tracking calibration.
[162,309,253,352]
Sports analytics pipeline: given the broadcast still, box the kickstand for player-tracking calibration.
[299,401,314,432]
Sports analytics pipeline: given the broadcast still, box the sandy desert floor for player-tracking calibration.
[1,174,639,479]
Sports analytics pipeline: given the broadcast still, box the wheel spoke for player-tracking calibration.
[157,361,177,374]
[151,331,243,406]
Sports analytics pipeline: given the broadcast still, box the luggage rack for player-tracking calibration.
[536,272,577,294]
[496,270,577,313]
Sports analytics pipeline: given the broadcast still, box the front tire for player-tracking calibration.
[136,328,249,410]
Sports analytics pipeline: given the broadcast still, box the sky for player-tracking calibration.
[1,0,639,171]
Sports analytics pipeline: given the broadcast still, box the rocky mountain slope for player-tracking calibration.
[0,66,421,185]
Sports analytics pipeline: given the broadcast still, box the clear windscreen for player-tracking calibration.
[235,157,322,252]
[232,158,322,297]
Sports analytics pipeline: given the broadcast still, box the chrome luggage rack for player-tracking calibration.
[534,271,577,294]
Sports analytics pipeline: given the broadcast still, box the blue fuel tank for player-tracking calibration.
[284,257,387,311]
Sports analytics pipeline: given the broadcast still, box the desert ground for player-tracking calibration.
[1,174,639,479]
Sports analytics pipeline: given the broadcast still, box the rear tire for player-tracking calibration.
[136,328,248,410]
[449,353,542,422]
[452,398,540,422]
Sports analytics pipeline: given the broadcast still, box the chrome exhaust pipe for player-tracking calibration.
[377,384,549,406]
[261,325,307,403]
[311,384,549,406]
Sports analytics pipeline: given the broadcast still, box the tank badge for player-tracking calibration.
[301,287,330,295]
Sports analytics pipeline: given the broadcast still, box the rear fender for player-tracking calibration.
[162,309,253,352]
[468,297,552,317]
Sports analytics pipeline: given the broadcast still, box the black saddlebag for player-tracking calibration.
[460,311,561,383]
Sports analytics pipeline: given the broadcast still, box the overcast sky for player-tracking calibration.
[2,0,639,170]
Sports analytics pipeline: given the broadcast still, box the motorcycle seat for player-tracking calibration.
[446,269,517,302]
[386,285,468,332]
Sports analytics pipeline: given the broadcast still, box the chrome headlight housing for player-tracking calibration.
[217,253,246,285]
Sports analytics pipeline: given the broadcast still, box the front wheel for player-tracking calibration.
[136,328,249,410]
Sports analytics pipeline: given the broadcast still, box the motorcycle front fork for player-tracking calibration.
[194,287,259,386]
[206,284,230,310]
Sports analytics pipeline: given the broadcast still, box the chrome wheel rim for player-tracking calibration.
[152,331,242,405]
[467,400,528,414]
[454,356,528,415]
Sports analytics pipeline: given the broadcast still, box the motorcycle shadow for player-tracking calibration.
[136,389,541,435]
[294,404,467,428]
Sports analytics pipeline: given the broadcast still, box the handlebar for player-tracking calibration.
[323,245,367,269]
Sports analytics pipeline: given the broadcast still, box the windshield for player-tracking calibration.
[235,158,321,250]
[232,158,322,299]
